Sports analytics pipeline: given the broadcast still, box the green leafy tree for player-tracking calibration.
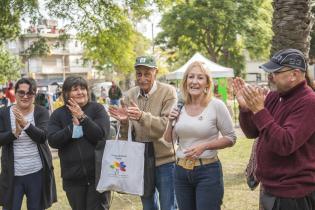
[46,0,166,75]
[79,19,135,73]
[19,36,51,77]
[21,37,51,59]
[0,0,39,44]
[156,0,273,76]
[0,45,21,83]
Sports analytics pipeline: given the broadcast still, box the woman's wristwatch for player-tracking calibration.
[78,113,87,123]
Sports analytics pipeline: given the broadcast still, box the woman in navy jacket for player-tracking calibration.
[48,76,111,210]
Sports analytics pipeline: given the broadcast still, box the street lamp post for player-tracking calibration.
[152,22,154,54]
[62,55,65,81]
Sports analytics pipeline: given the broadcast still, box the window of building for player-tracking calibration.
[8,41,17,49]
[56,58,62,68]
[256,74,262,82]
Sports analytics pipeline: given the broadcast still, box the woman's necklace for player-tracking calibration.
[185,104,204,120]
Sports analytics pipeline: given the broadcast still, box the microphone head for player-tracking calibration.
[177,99,185,111]
[172,99,185,127]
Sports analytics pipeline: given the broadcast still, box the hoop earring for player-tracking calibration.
[203,88,208,94]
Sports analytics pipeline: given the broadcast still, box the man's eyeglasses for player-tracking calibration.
[271,68,294,76]
[16,90,35,98]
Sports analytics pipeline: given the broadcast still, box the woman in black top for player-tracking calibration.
[48,76,111,210]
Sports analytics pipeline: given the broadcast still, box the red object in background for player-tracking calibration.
[5,82,16,103]
[51,26,57,33]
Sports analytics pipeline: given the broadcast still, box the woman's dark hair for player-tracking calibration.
[62,76,90,103]
[14,78,37,94]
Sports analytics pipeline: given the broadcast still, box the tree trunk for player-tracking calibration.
[271,0,314,60]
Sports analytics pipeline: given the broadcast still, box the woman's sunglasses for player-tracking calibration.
[16,90,35,98]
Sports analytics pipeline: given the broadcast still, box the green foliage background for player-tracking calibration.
[0,0,274,81]
[0,45,21,83]
[0,0,39,44]
[156,0,273,76]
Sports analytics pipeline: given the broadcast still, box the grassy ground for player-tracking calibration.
[21,134,259,210]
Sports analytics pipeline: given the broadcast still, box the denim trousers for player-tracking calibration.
[110,99,120,106]
[174,161,224,210]
[141,162,177,210]
[3,169,43,210]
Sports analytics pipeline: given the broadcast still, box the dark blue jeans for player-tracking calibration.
[141,162,177,210]
[110,99,120,106]
[174,161,224,210]
[3,169,43,210]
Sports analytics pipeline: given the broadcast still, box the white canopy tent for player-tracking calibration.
[165,52,234,80]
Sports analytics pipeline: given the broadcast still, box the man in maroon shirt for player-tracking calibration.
[234,49,315,210]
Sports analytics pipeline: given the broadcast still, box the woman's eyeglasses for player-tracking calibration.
[16,90,35,98]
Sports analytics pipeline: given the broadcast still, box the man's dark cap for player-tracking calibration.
[134,56,157,69]
[259,49,307,73]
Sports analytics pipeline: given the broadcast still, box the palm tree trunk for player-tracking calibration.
[271,0,314,59]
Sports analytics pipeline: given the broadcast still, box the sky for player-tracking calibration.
[136,9,162,39]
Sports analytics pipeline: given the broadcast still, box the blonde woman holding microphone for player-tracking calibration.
[164,61,236,210]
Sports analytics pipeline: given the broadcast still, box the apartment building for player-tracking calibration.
[6,19,99,87]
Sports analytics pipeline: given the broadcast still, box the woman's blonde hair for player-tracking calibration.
[181,61,213,105]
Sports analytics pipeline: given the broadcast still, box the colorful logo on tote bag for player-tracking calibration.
[110,161,126,175]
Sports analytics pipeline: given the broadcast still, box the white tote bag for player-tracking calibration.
[96,122,145,196]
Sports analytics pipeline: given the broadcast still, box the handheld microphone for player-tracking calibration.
[172,99,184,127]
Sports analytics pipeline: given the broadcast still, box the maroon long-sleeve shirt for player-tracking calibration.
[239,81,315,198]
